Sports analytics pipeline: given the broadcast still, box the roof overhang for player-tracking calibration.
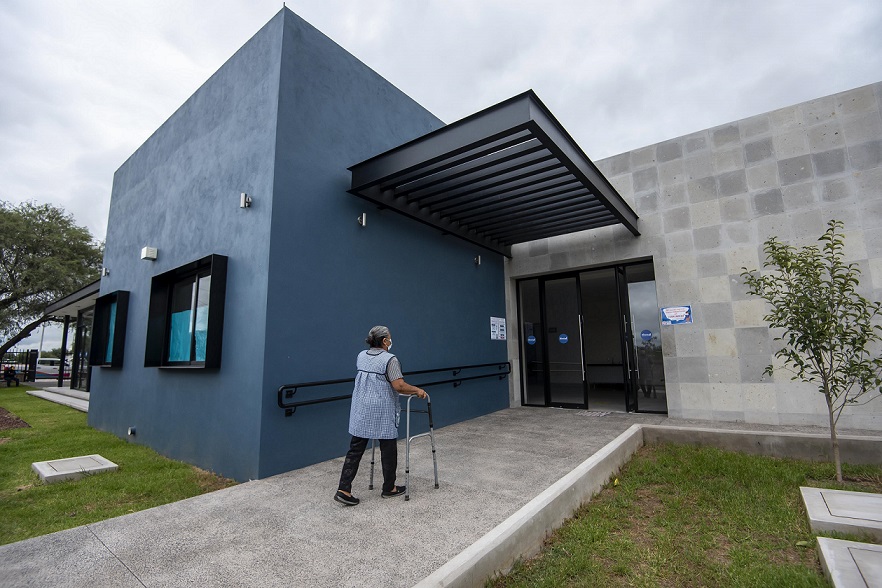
[348,91,639,258]
[44,279,100,318]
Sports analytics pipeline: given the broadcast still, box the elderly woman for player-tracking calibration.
[335,326,426,506]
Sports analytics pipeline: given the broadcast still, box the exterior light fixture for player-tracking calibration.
[100,267,110,277]
[357,213,367,226]
[240,192,252,208]
[140,247,158,261]
[474,255,481,266]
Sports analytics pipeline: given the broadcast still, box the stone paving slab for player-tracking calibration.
[818,537,882,588]
[802,487,882,541]
[32,454,118,484]
[26,389,88,412]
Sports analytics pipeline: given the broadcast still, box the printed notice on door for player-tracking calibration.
[490,317,506,340]
[660,306,693,325]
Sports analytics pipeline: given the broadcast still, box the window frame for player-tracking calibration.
[145,254,228,369]
[90,290,129,368]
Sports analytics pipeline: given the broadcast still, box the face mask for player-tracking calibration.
[386,341,393,351]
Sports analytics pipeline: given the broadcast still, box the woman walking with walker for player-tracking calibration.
[335,326,426,506]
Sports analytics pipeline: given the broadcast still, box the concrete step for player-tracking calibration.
[42,387,89,401]
[26,390,89,413]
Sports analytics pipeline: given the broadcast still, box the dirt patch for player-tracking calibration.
[0,407,30,431]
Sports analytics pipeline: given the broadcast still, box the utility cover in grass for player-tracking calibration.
[32,454,118,484]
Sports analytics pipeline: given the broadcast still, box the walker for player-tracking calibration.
[369,392,439,501]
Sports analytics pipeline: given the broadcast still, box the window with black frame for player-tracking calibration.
[90,290,129,368]
[145,255,227,369]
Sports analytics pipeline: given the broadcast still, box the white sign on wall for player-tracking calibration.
[490,317,506,340]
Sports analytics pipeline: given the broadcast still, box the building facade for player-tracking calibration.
[89,8,882,481]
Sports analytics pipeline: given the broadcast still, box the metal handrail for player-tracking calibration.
[278,361,511,416]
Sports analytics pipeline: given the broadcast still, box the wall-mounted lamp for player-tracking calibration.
[240,192,252,208]
[474,255,481,266]
[140,246,158,261]
[100,267,110,277]
[357,213,367,227]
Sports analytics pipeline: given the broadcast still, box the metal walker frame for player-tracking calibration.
[369,393,439,501]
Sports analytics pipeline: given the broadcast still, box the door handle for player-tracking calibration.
[622,315,631,374]
[578,314,585,382]
[631,313,639,379]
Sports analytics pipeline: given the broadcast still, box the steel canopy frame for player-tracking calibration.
[348,91,639,258]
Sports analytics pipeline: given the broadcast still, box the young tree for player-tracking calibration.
[0,201,103,355]
[741,220,882,482]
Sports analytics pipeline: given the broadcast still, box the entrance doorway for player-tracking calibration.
[517,261,667,413]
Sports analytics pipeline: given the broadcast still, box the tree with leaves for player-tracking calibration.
[741,220,882,482]
[0,201,103,355]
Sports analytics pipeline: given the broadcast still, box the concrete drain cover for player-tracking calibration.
[32,454,118,484]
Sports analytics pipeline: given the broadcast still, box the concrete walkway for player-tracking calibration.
[0,407,878,587]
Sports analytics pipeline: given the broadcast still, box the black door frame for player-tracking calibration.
[516,259,664,413]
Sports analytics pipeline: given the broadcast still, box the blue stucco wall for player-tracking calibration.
[90,12,286,481]
[257,11,509,478]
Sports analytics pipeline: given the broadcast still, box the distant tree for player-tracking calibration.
[0,201,102,355]
[40,346,72,359]
[741,220,882,482]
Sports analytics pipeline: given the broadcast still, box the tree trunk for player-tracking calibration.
[825,389,843,483]
[0,316,55,356]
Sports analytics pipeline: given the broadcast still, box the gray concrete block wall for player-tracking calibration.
[506,81,882,431]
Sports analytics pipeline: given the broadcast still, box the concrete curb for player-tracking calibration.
[414,424,882,588]
[414,424,644,588]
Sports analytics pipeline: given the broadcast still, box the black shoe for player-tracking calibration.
[381,486,406,498]
[334,490,359,506]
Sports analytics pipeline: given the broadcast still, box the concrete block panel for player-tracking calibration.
[699,276,731,303]
[726,246,761,275]
[707,356,741,382]
[756,213,793,242]
[609,173,633,198]
[770,105,803,131]
[713,147,745,173]
[739,354,773,383]
[835,84,879,116]
[802,95,837,124]
[690,200,722,228]
[633,166,659,192]
[679,358,710,383]
[664,231,694,256]
[744,137,774,165]
[732,299,767,327]
[807,120,845,152]
[821,178,853,202]
[724,222,753,246]
[812,148,846,176]
[842,110,882,146]
[685,134,708,153]
[658,159,686,187]
[855,167,882,200]
[660,184,688,209]
[746,161,780,191]
[870,258,882,290]
[720,194,750,222]
[742,383,777,411]
[657,140,684,163]
[710,383,744,412]
[773,129,810,159]
[684,152,714,180]
[782,182,818,210]
[659,278,699,302]
[718,170,748,198]
[712,124,741,148]
[668,255,697,281]
[635,191,659,214]
[687,176,718,204]
[752,188,785,216]
[605,152,631,176]
[704,328,737,356]
[697,252,727,278]
[698,302,735,329]
[662,206,692,233]
[778,155,813,185]
[729,273,753,302]
[790,209,827,239]
[735,327,771,356]
[693,225,722,251]
[743,410,781,425]
[740,115,771,139]
[631,145,656,168]
[849,139,882,171]
[676,327,708,357]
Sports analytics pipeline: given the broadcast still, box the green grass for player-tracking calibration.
[490,443,882,588]
[0,387,235,545]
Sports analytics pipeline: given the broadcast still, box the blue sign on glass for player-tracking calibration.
[559,334,569,344]
[527,335,536,345]
[640,329,652,341]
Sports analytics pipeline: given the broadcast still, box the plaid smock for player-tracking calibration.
[348,349,403,439]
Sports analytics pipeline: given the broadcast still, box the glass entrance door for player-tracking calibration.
[517,261,667,413]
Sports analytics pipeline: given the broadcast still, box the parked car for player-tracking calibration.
[35,358,71,379]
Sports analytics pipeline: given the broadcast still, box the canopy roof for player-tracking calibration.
[348,91,639,257]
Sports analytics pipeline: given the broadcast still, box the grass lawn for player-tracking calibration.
[490,443,882,588]
[0,386,235,546]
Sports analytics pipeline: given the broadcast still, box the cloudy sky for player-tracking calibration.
[3,0,881,349]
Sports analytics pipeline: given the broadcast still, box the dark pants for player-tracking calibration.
[338,436,397,493]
